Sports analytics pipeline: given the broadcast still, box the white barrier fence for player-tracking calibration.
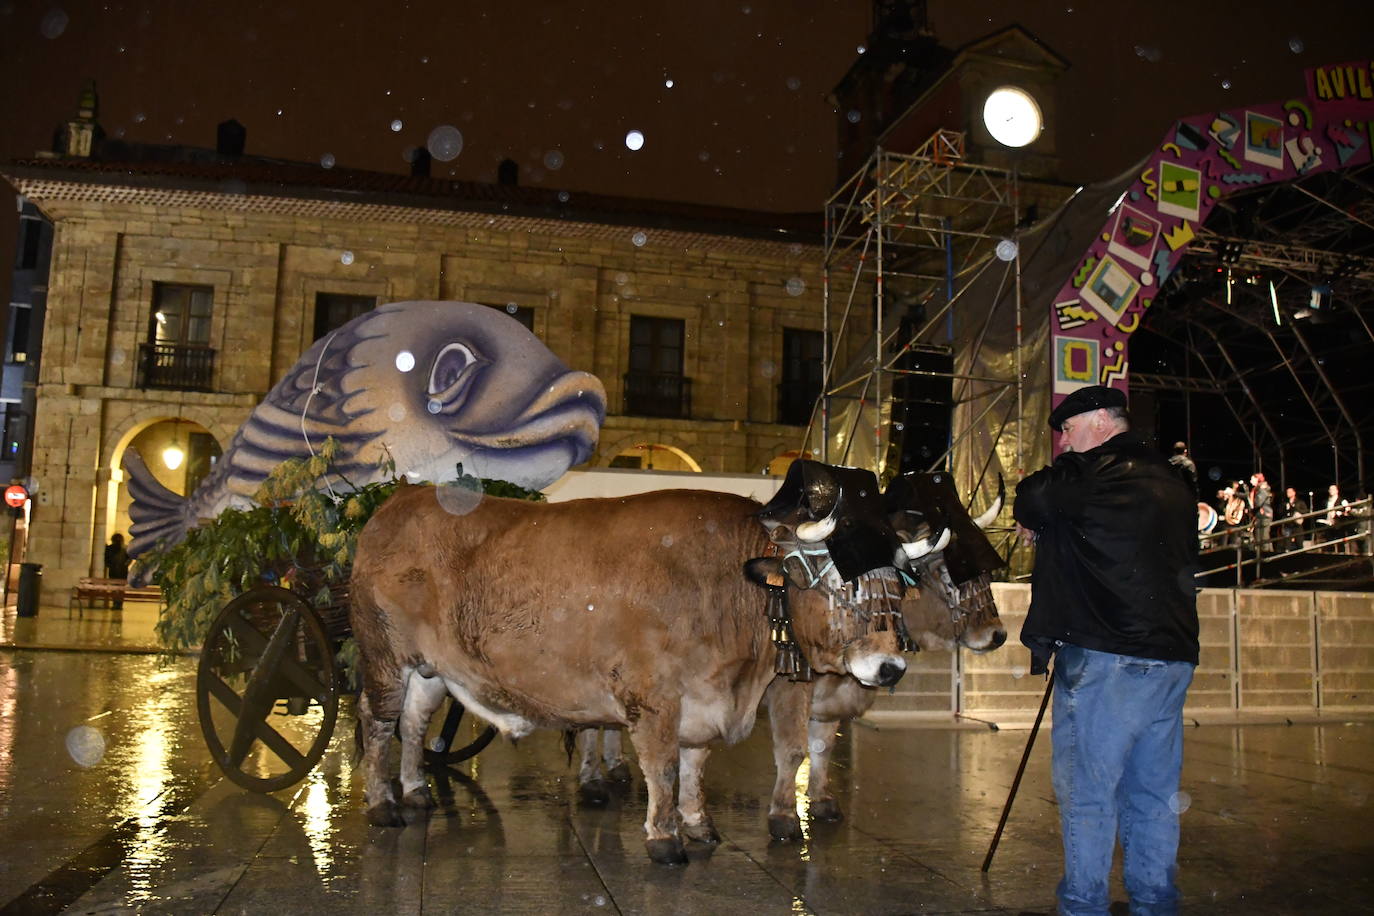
[870,584,1374,722]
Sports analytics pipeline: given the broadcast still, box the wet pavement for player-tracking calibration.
[2,603,1373,914]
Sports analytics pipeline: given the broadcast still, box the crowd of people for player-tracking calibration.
[1190,454,1367,554]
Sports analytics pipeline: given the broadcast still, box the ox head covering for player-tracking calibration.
[758,459,899,582]
[884,472,1007,584]
[1048,384,1127,431]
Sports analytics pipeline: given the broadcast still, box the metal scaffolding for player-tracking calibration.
[810,129,1027,493]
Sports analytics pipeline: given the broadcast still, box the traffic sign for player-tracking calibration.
[4,485,28,508]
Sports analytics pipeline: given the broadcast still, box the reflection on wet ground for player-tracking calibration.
[0,647,1371,914]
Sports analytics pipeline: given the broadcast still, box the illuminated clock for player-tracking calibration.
[982,86,1043,148]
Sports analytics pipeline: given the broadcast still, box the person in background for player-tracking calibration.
[1319,484,1351,552]
[1014,386,1199,916]
[1168,441,1197,498]
[1281,487,1309,551]
[104,532,131,610]
[1249,472,1273,549]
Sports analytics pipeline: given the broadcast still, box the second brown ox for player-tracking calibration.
[349,477,922,864]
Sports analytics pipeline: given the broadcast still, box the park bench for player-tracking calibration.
[69,577,162,617]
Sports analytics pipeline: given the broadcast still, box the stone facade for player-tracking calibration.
[12,187,871,596]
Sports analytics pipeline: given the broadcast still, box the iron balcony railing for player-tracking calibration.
[623,371,691,419]
[138,342,216,392]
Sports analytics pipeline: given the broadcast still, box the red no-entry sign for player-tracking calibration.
[4,485,28,508]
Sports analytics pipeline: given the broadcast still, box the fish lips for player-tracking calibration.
[450,369,606,465]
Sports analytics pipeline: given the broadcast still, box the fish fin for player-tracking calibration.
[125,450,197,558]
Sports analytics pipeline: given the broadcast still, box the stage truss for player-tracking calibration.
[809,129,1028,494]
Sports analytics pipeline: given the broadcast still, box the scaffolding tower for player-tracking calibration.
[811,129,1028,492]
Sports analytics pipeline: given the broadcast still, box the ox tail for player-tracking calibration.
[125,449,199,570]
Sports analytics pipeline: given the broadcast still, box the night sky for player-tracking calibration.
[1,1,1370,310]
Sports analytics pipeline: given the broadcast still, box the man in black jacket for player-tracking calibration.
[1014,385,1199,916]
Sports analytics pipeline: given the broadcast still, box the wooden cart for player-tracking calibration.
[196,582,495,791]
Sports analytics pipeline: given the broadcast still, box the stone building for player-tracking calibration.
[3,114,865,596]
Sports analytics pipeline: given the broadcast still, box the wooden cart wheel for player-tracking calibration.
[422,697,498,766]
[197,585,340,792]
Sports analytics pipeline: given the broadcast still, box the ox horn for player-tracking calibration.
[971,474,1006,530]
[795,502,840,543]
[900,527,951,563]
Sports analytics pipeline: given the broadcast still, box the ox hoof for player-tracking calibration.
[578,779,611,807]
[768,814,804,842]
[401,786,435,809]
[682,819,721,845]
[607,762,633,784]
[810,798,844,822]
[645,837,688,866]
[366,801,406,828]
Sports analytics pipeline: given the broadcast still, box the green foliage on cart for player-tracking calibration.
[149,437,545,671]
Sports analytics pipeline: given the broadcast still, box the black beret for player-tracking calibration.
[1048,385,1127,431]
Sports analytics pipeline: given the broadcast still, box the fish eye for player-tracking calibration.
[428,342,480,397]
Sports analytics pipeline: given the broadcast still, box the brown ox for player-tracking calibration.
[760,472,1009,833]
[350,479,918,864]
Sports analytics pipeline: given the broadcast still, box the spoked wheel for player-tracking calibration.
[197,586,340,792]
[421,696,497,767]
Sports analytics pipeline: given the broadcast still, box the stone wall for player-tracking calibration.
[27,199,864,596]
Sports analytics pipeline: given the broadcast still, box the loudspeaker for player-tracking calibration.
[892,346,953,473]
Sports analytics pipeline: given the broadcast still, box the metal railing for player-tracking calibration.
[1198,496,1373,587]
[623,371,691,419]
[138,343,216,392]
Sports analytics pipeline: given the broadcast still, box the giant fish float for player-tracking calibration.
[126,300,608,558]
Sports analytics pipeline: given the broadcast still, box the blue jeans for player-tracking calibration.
[1051,644,1195,916]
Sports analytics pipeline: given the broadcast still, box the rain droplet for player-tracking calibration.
[557,190,570,203]
[1134,44,1162,63]
[387,403,407,422]
[856,44,866,54]
[427,398,442,414]
[664,79,674,88]
[785,276,806,296]
[631,231,647,247]
[1221,79,1232,90]
[66,726,106,767]
[1288,36,1304,54]
[543,149,564,170]
[759,360,775,379]
[809,738,827,754]
[587,604,595,611]
[40,8,69,39]
[846,110,861,124]
[505,303,519,314]
[625,130,645,151]
[340,250,354,265]
[111,348,125,366]
[320,152,336,169]
[1169,790,1192,814]
[390,118,403,132]
[427,125,464,161]
[435,479,484,516]
[785,76,801,91]
[661,535,674,548]
[395,350,416,372]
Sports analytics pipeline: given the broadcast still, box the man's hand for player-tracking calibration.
[1015,523,1038,547]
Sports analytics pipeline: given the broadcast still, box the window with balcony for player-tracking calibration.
[625,315,689,418]
[778,328,823,426]
[313,292,376,340]
[140,283,215,391]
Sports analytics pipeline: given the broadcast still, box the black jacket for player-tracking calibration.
[1014,431,1200,673]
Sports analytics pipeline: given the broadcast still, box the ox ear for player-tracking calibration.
[744,557,810,590]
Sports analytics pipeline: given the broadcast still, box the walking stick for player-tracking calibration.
[981,673,1054,872]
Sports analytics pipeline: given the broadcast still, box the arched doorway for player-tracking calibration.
[608,443,701,473]
[108,418,222,550]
